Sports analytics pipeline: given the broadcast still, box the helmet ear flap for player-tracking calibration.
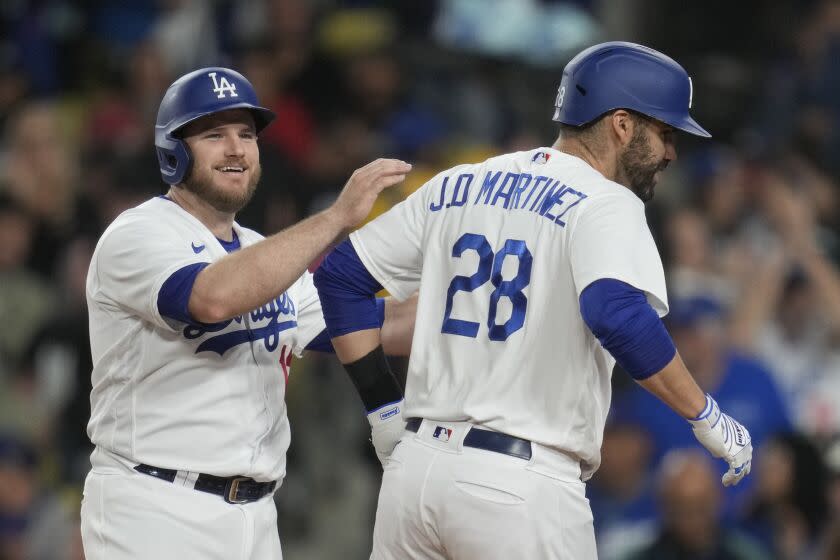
[156,136,192,185]
[179,141,193,184]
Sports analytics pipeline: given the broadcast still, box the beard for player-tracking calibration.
[618,126,667,203]
[182,161,262,214]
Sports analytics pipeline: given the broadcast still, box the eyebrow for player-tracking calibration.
[201,122,256,133]
[207,120,255,129]
[181,118,254,138]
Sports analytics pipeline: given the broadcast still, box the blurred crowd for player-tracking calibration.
[0,0,839,559]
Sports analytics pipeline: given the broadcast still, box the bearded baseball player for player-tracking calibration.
[313,42,753,559]
[80,67,415,559]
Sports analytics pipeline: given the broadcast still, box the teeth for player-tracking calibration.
[219,166,244,172]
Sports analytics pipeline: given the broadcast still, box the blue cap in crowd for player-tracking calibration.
[666,296,725,328]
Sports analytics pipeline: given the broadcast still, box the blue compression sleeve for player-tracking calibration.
[313,240,384,338]
[304,298,384,353]
[579,278,676,380]
[157,262,211,325]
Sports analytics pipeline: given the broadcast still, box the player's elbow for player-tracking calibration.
[188,294,230,324]
[188,277,234,323]
[579,279,676,380]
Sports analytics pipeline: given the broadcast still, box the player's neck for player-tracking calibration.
[552,138,618,182]
[166,187,236,240]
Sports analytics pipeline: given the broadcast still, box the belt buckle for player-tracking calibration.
[224,476,251,504]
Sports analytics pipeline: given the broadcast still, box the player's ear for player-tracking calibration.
[608,110,635,147]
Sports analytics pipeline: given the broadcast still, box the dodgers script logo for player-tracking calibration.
[208,72,238,99]
[183,293,296,356]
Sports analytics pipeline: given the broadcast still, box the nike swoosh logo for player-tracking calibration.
[192,242,206,254]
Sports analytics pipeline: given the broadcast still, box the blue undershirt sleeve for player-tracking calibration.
[313,240,384,338]
[157,262,211,326]
[303,298,385,353]
[579,278,676,380]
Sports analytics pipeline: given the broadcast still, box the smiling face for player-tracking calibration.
[618,115,677,202]
[179,109,261,214]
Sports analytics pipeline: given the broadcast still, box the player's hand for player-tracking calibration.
[331,158,412,230]
[687,394,752,486]
[366,399,407,467]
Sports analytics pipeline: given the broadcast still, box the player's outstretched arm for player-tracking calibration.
[638,354,753,487]
[579,278,752,487]
[189,159,411,323]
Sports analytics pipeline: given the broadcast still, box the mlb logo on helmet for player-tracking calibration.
[532,151,551,164]
[432,426,453,442]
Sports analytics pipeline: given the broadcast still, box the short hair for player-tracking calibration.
[556,118,603,141]
[556,115,609,153]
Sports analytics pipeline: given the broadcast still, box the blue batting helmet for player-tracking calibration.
[552,42,710,138]
[155,67,276,185]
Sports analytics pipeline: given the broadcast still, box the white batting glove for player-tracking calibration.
[688,394,752,486]
[366,400,407,467]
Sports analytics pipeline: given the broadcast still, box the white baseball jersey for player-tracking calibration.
[351,148,668,479]
[86,196,325,482]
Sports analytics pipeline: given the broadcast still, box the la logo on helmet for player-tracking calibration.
[208,72,238,99]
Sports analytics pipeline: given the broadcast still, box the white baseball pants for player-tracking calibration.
[370,419,597,560]
[80,450,282,560]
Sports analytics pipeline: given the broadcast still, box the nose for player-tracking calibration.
[224,132,246,157]
[665,140,677,162]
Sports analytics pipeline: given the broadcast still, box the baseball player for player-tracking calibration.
[79,67,415,560]
[313,42,754,559]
